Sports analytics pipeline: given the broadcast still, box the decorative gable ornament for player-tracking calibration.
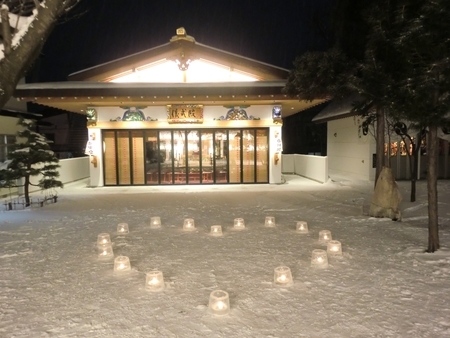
[109,107,156,122]
[86,108,97,126]
[215,106,259,120]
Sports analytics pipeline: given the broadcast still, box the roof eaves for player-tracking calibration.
[312,95,362,124]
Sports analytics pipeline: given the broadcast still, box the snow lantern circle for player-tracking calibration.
[208,290,230,316]
[97,233,111,246]
[233,218,245,230]
[114,256,131,274]
[97,244,114,260]
[265,216,275,227]
[296,221,308,233]
[318,230,332,244]
[145,271,165,292]
[150,217,161,229]
[327,240,343,257]
[210,225,223,236]
[273,266,293,287]
[117,223,129,234]
[311,249,328,269]
[183,218,195,231]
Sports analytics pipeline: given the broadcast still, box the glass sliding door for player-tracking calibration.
[214,130,228,183]
[159,131,173,184]
[173,131,186,184]
[243,129,255,183]
[117,131,131,185]
[102,127,268,186]
[103,131,117,185]
[145,131,159,184]
[186,130,199,183]
[200,131,213,183]
[256,129,269,182]
[229,130,241,183]
[131,131,145,185]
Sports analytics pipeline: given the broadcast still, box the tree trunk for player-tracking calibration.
[410,143,417,203]
[24,175,30,207]
[426,125,440,252]
[375,107,385,186]
[408,134,419,202]
[0,0,75,109]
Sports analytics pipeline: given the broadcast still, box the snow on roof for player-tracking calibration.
[16,80,287,91]
[312,95,362,123]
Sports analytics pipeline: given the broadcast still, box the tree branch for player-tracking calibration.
[1,5,11,55]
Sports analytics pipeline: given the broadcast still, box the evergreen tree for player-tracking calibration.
[284,1,398,185]
[386,0,450,252]
[0,117,63,206]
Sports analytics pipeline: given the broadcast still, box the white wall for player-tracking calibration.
[85,128,104,187]
[19,157,90,195]
[0,115,20,134]
[281,154,328,183]
[58,157,90,184]
[327,117,376,181]
[269,125,283,184]
[0,116,20,197]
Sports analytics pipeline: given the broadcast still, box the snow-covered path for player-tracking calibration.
[1,175,449,337]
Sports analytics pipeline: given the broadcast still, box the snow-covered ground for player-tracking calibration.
[1,175,449,338]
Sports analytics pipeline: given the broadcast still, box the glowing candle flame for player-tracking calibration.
[277,274,289,283]
[215,301,226,310]
[148,277,158,285]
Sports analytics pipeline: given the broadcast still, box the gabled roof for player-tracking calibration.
[68,28,289,82]
[14,28,326,116]
[312,95,361,123]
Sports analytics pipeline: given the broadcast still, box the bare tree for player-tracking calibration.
[0,0,81,109]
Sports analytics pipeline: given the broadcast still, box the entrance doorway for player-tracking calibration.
[103,128,269,185]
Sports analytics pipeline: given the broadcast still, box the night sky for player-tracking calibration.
[33,0,336,82]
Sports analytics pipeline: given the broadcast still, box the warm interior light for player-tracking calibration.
[109,58,259,83]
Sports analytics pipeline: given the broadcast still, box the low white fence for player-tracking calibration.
[281,154,328,183]
[20,156,90,195]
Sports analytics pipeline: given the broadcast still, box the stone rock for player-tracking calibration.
[369,167,402,221]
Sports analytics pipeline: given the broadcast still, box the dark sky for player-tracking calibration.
[34,0,336,82]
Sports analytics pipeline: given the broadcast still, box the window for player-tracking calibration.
[0,135,16,163]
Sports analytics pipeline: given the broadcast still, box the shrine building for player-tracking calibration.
[14,28,324,187]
